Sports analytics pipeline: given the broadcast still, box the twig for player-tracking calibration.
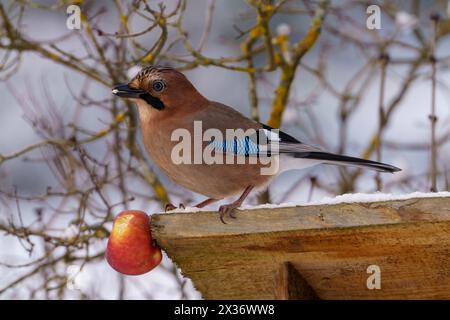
[376,52,389,191]
[429,13,439,192]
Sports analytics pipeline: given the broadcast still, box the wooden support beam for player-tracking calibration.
[274,262,319,300]
[151,196,450,299]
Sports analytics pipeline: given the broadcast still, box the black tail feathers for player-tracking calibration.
[294,152,401,173]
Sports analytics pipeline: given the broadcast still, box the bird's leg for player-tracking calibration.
[218,185,254,224]
[194,198,219,208]
[165,198,216,213]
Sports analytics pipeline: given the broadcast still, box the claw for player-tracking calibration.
[218,204,239,223]
[218,205,227,224]
[165,203,176,212]
[216,185,254,224]
[164,203,185,212]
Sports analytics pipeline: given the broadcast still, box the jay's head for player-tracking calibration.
[112,65,205,114]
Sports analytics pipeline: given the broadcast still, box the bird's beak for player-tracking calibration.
[112,84,145,99]
[112,83,166,111]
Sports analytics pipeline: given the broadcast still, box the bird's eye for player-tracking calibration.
[152,80,165,92]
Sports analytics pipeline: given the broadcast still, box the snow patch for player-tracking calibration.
[164,206,210,214]
[161,192,450,213]
[241,191,450,210]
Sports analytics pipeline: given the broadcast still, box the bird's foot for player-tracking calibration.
[164,203,185,212]
[217,185,254,224]
[218,203,239,224]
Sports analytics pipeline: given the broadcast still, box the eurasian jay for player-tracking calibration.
[113,65,400,223]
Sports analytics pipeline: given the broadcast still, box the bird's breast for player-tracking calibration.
[140,120,275,199]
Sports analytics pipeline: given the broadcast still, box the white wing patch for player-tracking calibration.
[263,129,281,142]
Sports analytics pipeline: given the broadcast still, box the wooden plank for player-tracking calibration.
[151,196,450,299]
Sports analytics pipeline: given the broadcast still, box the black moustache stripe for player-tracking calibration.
[140,93,165,110]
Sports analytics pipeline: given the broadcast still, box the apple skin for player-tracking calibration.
[106,210,162,275]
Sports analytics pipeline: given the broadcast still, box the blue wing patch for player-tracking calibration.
[208,136,260,156]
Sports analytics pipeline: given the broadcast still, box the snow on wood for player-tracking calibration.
[161,191,450,213]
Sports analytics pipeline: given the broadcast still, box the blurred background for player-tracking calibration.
[0,0,449,299]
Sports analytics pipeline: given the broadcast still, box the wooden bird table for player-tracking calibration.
[151,196,450,299]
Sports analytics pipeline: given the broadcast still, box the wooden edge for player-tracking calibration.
[152,196,450,239]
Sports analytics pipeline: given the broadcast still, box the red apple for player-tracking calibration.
[106,210,162,275]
